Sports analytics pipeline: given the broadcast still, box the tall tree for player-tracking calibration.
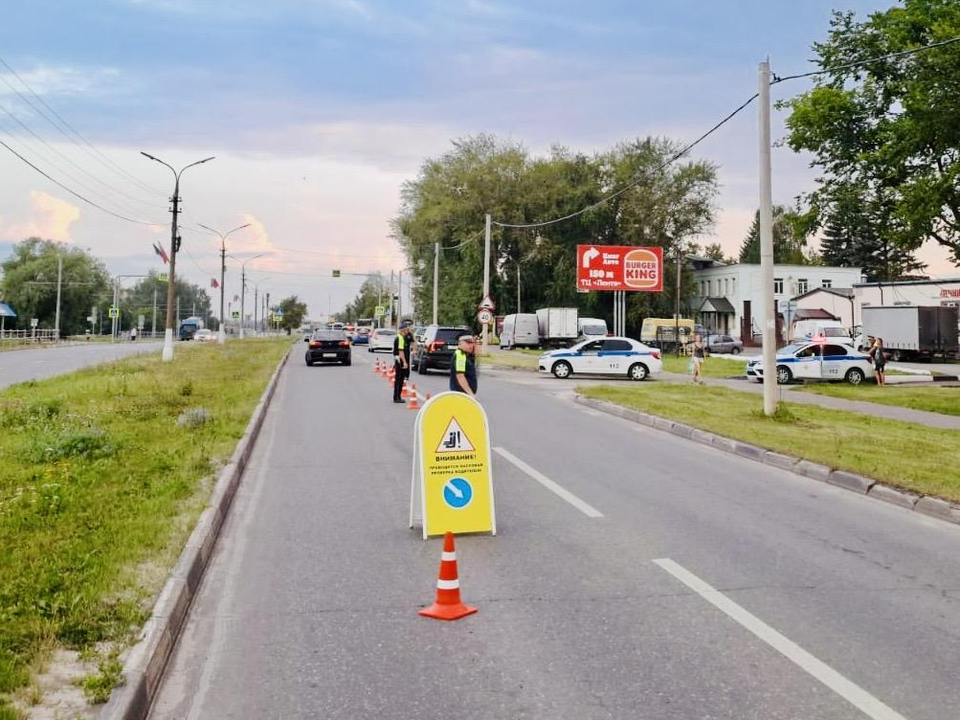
[121,271,212,332]
[738,205,814,264]
[818,184,926,280]
[0,238,111,336]
[277,295,307,332]
[781,0,960,265]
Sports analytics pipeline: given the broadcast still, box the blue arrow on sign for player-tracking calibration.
[442,477,473,509]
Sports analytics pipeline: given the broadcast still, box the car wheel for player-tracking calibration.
[628,362,649,381]
[368,347,373,353]
[845,367,864,385]
[417,356,428,374]
[776,365,792,384]
[731,347,741,355]
[552,360,572,379]
[889,349,903,362]
[305,356,314,367]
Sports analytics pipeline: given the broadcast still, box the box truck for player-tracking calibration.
[536,307,579,348]
[861,305,959,361]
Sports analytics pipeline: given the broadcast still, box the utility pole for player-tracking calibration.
[254,286,259,336]
[398,270,403,324]
[675,242,682,358]
[759,59,777,416]
[240,266,247,339]
[152,285,157,338]
[141,152,214,361]
[433,242,439,325]
[177,297,181,330]
[199,223,249,344]
[517,262,521,314]
[54,254,62,339]
[482,213,491,354]
[387,270,394,328]
[111,278,119,341]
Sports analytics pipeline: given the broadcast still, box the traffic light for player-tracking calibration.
[332,269,341,278]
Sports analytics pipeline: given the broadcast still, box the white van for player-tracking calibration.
[792,319,854,345]
[578,317,608,339]
[500,313,540,349]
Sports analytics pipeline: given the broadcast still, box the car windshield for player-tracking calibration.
[822,327,849,337]
[581,325,605,335]
[378,329,396,336]
[314,331,346,340]
[435,328,465,343]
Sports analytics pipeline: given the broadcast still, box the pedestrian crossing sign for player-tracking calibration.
[411,392,495,539]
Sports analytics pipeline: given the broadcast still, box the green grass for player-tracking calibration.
[0,338,290,707]
[660,354,747,378]
[798,382,960,417]
[579,383,960,502]
[478,350,539,370]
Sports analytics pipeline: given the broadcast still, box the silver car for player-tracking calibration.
[705,334,743,354]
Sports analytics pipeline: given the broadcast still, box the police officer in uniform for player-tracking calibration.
[392,321,412,403]
[449,334,478,396]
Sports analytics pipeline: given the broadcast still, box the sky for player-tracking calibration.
[0,0,956,322]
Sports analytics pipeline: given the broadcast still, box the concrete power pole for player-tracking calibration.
[163,186,180,361]
[481,213,491,355]
[54,254,62,339]
[111,278,119,341]
[240,266,247,339]
[433,242,439,325]
[152,284,157,338]
[759,59,777,416]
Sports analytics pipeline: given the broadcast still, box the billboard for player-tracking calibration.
[576,245,664,292]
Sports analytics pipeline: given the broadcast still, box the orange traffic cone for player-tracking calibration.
[407,391,421,410]
[373,359,381,374]
[419,532,477,621]
[425,392,432,401]
[401,382,410,399]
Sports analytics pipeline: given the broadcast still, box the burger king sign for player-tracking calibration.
[576,245,664,292]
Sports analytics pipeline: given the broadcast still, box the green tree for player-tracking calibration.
[395,135,718,333]
[277,295,307,332]
[336,275,385,323]
[781,0,960,264]
[120,272,212,333]
[738,205,815,264]
[818,184,926,281]
[0,238,111,336]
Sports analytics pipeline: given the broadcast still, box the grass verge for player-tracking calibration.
[579,382,960,502]
[0,338,290,712]
[660,354,747,378]
[479,350,539,371]
[797,382,960,417]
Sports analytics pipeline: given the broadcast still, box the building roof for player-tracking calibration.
[792,287,854,301]
[0,302,16,318]
[854,277,960,288]
[698,296,735,314]
[793,308,839,321]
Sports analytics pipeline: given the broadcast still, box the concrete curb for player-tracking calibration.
[100,345,292,720]
[574,394,960,529]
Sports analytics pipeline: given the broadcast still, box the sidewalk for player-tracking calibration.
[661,372,960,431]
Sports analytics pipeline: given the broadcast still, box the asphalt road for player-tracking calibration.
[150,348,960,720]
[0,340,163,389]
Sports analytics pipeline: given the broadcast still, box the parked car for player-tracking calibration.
[538,336,662,381]
[412,325,470,373]
[747,341,874,385]
[368,328,397,353]
[705,334,743,354]
[305,329,351,366]
[193,328,216,343]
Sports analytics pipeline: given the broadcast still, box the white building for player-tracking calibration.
[793,287,856,329]
[692,261,863,342]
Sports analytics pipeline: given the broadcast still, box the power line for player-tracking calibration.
[0,137,164,227]
[0,53,169,198]
[772,34,960,84]
[492,92,759,230]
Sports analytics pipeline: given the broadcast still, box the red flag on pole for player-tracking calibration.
[210,278,220,289]
[153,243,169,264]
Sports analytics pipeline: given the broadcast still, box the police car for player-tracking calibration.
[747,340,875,385]
[539,337,663,381]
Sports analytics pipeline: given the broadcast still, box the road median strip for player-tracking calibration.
[575,383,960,527]
[0,339,291,720]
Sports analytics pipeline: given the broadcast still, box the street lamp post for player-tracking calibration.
[141,152,215,361]
[198,222,250,344]
[228,254,265,339]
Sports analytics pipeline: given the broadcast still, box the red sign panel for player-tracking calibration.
[576,245,664,292]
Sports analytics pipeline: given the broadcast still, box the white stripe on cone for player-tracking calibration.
[441,552,457,561]
[436,579,460,590]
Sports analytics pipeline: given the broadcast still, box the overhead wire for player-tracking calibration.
[0,53,169,198]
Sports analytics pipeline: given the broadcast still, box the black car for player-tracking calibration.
[305,330,351,366]
[411,325,470,374]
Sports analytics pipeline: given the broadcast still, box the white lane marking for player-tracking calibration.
[652,558,908,720]
[493,446,604,518]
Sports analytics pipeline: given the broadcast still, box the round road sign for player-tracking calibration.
[477,308,493,324]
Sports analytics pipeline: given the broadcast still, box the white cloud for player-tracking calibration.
[0,191,81,242]
[0,64,121,100]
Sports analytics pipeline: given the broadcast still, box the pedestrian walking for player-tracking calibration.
[870,336,887,386]
[392,321,412,403]
[130,326,138,342]
[691,333,705,384]
[449,334,478,396]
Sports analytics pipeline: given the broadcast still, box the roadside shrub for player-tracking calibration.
[27,428,114,463]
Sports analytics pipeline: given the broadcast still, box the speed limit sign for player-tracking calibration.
[477,308,493,324]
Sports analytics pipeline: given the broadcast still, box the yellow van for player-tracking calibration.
[640,318,696,349]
